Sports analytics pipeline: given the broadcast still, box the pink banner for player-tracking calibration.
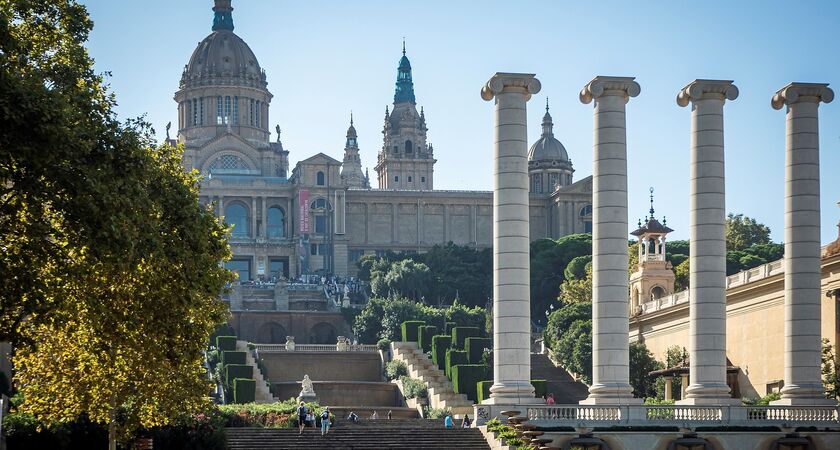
[299,190,310,234]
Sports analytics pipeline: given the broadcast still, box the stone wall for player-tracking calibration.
[229,311,351,345]
[260,352,382,382]
[271,381,402,407]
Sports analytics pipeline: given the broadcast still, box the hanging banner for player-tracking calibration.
[299,189,310,234]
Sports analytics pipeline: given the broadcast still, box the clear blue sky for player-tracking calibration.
[81,0,840,244]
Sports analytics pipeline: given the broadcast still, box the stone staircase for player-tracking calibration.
[235,340,278,403]
[392,342,474,416]
[530,353,589,403]
[226,418,489,449]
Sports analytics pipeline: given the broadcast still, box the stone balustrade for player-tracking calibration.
[251,343,378,353]
[521,404,840,428]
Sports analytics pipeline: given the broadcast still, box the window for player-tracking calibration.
[256,100,261,128]
[579,204,593,217]
[316,171,325,186]
[311,198,328,210]
[394,145,399,153]
[421,176,426,183]
[224,203,249,236]
[310,243,324,255]
[584,221,593,233]
[315,215,326,234]
[394,176,399,182]
[224,96,231,124]
[192,99,198,125]
[405,140,413,153]
[533,175,542,193]
[269,258,287,278]
[217,96,223,124]
[408,176,412,182]
[199,97,204,125]
[225,259,251,281]
[267,206,286,238]
[233,96,239,124]
[348,250,365,262]
[207,154,252,175]
[249,99,255,126]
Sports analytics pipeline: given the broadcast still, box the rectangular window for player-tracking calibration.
[394,176,399,182]
[408,176,412,182]
[256,101,261,128]
[315,215,326,234]
[199,98,204,125]
[217,96,223,124]
[269,258,287,278]
[192,99,198,125]
[225,258,251,282]
[348,250,364,262]
[421,176,426,183]
[250,99,255,126]
[310,244,324,255]
[233,96,239,124]
[224,96,231,124]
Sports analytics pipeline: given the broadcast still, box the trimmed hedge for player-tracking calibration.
[216,335,237,351]
[400,320,425,342]
[233,378,256,404]
[465,337,492,364]
[451,364,487,403]
[431,335,452,371]
[451,327,481,349]
[225,364,253,387]
[221,351,246,367]
[476,379,548,403]
[444,321,457,334]
[445,349,468,379]
[418,325,438,353]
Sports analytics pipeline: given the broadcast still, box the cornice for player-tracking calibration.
[771,82,834,110]
[579,76,640,105]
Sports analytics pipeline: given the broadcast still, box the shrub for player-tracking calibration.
[233,378,256,404]
[418,325,438,353]
[445,349,469,379]
[444,321,457,334]
[424,407,452,419]
[225,364,253,388]
[216,336,237,351]
[377,338,391,351]
[400,376,428,399]
[465,337,492,364]
[400,320,426,342]
[431,335,452,371]
[743,392,782,406]
[220,398,321,428]
[220,351,246,367]
[531,379,547,399]
[385,360,408,380]
[451,326,481,349]
[451,364,487,402]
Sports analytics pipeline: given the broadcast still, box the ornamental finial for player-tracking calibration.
[649,187,655,218]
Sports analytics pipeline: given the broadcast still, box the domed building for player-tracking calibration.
[175,0,593,285]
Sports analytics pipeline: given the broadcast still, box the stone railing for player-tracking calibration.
[522,404,840,428]
[640,289,690,314]
[251,343,378,353]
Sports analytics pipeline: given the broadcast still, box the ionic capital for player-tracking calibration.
[676,79,739,107]
[579,76,640,105]
[771,82,834,110]
[481,72,541,102]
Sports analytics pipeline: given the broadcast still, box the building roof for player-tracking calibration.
[528,102,570,163]
[631,218,674,236]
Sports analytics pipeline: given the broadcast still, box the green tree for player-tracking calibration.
[558,264,592,305]
[822,339,840,400]
[674,259,690,292]
[544,302,591,351]
[371,259,433,300]
[530,234,592,322]
[564,255,592,280]
[556,319,593,384]
[629,342,664,398]
[726,213,771,251]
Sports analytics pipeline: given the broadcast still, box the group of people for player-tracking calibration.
[444,413,471,428]
[297,402,332,436]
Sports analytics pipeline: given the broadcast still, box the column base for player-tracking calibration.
[483,380,543,405]
[770,397,838,406]
[481,396,545,405]
[675,397,741,405]
[580,383,641,405]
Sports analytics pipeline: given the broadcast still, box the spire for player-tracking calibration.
[346,112,358,146]
[212,0,234,31]
[649,187,655,218]
[394,42,416,103]
[541,98,554,136]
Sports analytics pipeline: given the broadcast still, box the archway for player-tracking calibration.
[256,322,287,344]
[309,322,337,344]
[651,285,666,300]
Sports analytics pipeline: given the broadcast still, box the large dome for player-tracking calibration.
[528,108,569,162]
[180,1,266,90]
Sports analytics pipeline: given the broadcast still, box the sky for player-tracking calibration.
[81,0,840,244]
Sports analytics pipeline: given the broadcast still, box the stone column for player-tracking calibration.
[770,83,835,405]
[480,72,542,404]
[665,377,673,401]
[579,76,640,405]
[676,79,739,405]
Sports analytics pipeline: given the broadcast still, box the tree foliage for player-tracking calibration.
[530,234,592,323]
[352,296,486,344]
[822,339,840,400]
[558,264,592,305]
[1,1,233,446]
[630,342,664,398]
[370,259,433,300]
[726,213,771,251]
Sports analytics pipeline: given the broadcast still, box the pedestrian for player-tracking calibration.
[306,408,315,428]
[444,414,453,428]
[348,411,359,422]
[297,402,307,435]
[371,410,378,420]
[387,410,392,420]
[461,414,471,428]
[546,393,555,405]
[321,407,331,435]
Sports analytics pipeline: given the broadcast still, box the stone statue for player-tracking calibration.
[298,374,317,403]
[165,121,171,140]
[275,125,281,142]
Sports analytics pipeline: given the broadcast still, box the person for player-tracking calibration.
[461,414,471,428]
[444,414,453,428]
[546,393,556,405]
[347,411,359,422]
[387,410,393,420]
[371,410,378,420]
[306,409,314,428]
[297,402,307,435]
[320,407,331,435]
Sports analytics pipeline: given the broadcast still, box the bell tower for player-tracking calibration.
[629,188,675,315]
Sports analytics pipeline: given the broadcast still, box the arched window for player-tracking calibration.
[579,204,593,217]
[207,154,253,175]
[224,203,249,236]
[316,171,325,186]
[267,206,286,238]
[405,140,413,153]
[311,198,329,210]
